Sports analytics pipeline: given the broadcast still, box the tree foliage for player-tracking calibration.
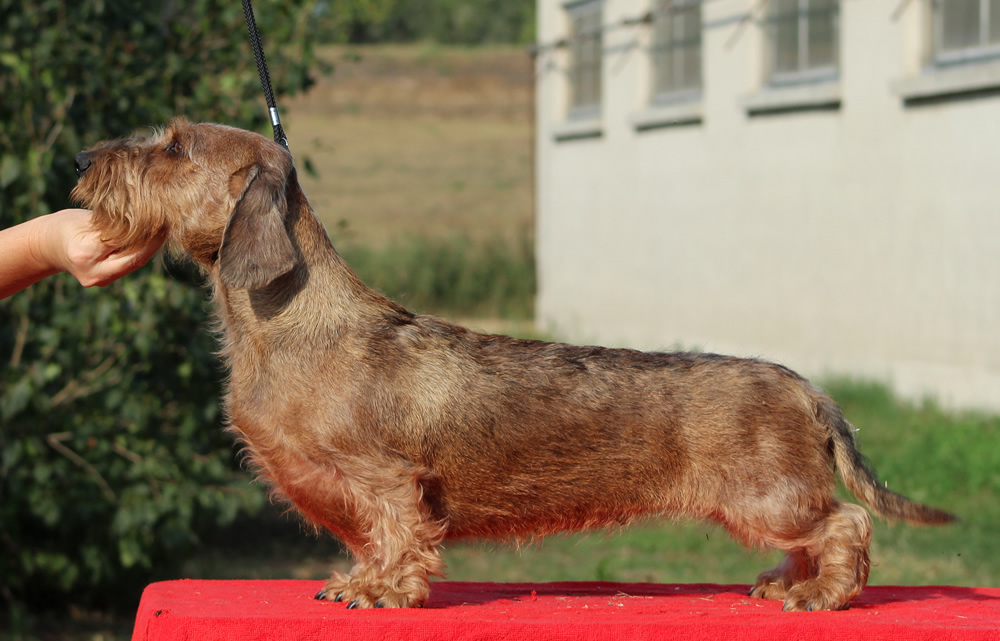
[0,0,323,609]
[312,0,536,45]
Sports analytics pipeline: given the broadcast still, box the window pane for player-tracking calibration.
[990,0,1000,44]
[570,16,582,108]
[649,2,671,95]
[569,5,602,111]
[679,4,702,89]
[806,0,836,69]
[651,1,673,94]
[652,1,701,95]
[587,12,601,106]
[652,0,673,45]
[653,37,672,95]
[772,0,800,73]
[940,0,982,52]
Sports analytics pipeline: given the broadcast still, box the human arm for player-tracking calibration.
[0,209,165,299]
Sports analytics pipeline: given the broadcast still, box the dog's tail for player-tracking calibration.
[815,390,957,526]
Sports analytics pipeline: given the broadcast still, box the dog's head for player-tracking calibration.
[71,117,297,289]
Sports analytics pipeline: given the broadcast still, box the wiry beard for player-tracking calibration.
[71,139,171,250]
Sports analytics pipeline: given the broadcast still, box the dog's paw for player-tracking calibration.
[749,567,792,601]
[781,582,851,612]
[748,580,788,602]
[314,570,427,609]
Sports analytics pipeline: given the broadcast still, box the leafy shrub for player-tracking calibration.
[312,0,536,45]
[0,0,322,610]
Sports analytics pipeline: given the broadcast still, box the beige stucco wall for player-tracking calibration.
[536,0,1000,410]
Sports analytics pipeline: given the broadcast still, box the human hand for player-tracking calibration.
[41,209,167,287]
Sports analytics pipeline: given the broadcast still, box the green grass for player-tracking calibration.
[338,232,536,320]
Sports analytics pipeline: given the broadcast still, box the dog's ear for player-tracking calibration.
[218,163,297,289]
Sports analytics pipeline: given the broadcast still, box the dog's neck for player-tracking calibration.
[210,190,397,366]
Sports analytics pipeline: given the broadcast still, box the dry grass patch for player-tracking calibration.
[283,45,534,247]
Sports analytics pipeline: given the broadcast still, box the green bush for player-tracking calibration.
[312,0,536,45]
[0,0,322,610]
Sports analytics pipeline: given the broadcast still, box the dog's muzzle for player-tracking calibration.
[74,152,92,177]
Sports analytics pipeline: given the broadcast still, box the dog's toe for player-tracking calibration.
[749,581,786,602]
[344,594,383,609]
[781,597,808,612]
[782,583,852,612]
[783,599,828,612]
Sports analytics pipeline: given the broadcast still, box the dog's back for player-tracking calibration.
[349,317,954,540]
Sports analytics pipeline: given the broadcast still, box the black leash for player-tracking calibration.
[241,0,290,151]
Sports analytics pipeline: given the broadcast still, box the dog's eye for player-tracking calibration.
[166,141,184,156]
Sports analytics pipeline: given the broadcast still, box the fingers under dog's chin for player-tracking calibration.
[87,208,164,252]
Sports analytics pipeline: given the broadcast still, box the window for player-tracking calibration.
[650,0,702,102]
[932,0,1000,63]
[767,0,839,84]
[567,0,603,118]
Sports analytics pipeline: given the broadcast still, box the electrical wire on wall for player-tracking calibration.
[528,0,904,59]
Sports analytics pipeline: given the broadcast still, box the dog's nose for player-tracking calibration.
[74,152,92,177]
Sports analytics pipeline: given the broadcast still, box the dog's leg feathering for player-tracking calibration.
[315,464,446,609]
[748,501,872,611]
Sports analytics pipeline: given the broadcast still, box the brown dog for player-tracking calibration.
[71,118,954,612]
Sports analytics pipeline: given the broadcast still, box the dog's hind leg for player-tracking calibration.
[781,501,872,611]
[748,500,872,611]
[316,463,446,609]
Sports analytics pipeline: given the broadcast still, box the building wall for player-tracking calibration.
[535,0,1000,409]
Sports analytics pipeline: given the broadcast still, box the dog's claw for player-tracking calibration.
[375,601,385,609]
[334,592,343,603]
[314,589,327,600]
[347,601,359,609]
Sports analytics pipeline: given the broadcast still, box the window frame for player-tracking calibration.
[766,0,840,87]
[649,0,703,105]
[565,0,604,120]
[931,0,1000,66]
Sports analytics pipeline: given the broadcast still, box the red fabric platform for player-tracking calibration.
[131,580,1000,641]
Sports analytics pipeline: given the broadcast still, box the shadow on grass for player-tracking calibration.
[174,503,351,583]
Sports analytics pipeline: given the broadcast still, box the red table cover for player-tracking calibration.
[131,580,1000,641]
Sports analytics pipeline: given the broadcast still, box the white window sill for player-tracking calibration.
[742,81,841,116]
[630,100,703,131]
[893,59,1000,103]
[552,117,603,141]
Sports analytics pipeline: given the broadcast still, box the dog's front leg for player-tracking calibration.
[314,462,446,609]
